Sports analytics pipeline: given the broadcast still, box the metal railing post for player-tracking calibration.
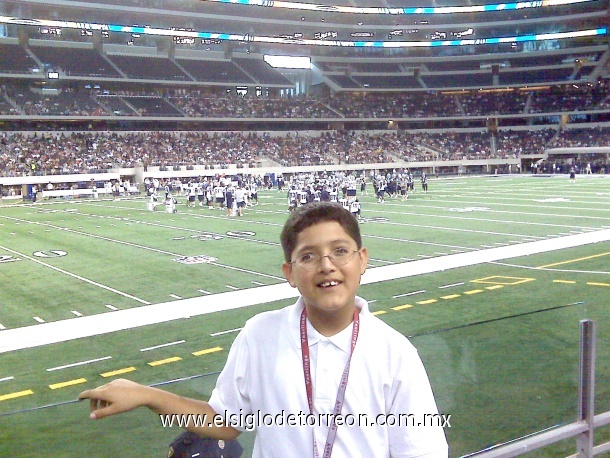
[576,319,596,457]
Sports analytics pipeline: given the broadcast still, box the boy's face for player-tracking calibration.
[282,221,368,317]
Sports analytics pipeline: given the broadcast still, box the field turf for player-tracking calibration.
[1,174,609,457]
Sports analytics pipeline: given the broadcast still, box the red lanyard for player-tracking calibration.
[300,307,360,458]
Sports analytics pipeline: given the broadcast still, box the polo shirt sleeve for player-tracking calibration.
[208,329,253,432]
[388,344,449,458]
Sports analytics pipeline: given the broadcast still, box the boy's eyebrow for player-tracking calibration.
[294,239,355,253]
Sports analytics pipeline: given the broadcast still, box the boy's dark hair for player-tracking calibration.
[280,202,362,262]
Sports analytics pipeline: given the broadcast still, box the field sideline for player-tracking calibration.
[1,227,609,354]
[1,174,609,457]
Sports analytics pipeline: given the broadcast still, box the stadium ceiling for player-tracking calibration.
[2,0,608,55]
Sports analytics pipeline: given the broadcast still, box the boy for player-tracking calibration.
[78,202,448,457]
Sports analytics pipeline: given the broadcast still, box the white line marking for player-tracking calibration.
[434,252,448,256]
[0,245,151,305]
[489,261,610,275]
[399,258,414,261]
[417,254,432,258]
[393,290,426,298]
[33,317,45,323]
[439,282,465,289]
[364,233,473,251]
[140,340,185,352]
[251,281,265,286]
[47,356,112,372]
[480,245,496,248]
[169,294,182,299]
[105,304,118,311]
[71,311,83,317]
[363,209,551,238]
[210,327,243,337]
[198,289,211,295]
[368,257,393,264]
[210,262,285,281]
[226,285,239,290]
[0,376,14,382]
[0,216,183,258]
[368,299,377,304]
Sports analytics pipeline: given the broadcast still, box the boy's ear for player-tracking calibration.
[282,262,297,287]
[359,247,368,275]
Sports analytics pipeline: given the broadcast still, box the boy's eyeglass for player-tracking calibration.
[291,248,359,270]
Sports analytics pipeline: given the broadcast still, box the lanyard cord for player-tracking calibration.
[300,308,360,458]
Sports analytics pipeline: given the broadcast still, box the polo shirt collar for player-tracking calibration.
[290,296,369,352]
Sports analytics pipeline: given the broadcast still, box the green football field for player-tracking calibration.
[1,174,609,457]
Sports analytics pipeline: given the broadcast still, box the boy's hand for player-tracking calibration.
[78,378,149,420]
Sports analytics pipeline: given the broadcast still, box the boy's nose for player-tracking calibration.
[317,255,336,271]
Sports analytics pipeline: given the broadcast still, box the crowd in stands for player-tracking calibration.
[529,84,609,113]
[549,126,610,148]
[2,127,609,177]
[495,129,557,157]
[403,131,492,160]
[169,91,339,118]
[2,83,609,119]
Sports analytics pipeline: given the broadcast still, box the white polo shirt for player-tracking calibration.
[208,297,448,458]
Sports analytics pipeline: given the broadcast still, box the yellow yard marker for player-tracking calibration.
[101,367,137,378]
[464,289,484,295]
[372,310,387,316]
[485,285,504,290]
[148,356,182,367]
[0,389,34,401]
[472,276,535,285]
[587,282,610,287]
[416,299,438,305]
[554,280,576,284]
[391,304,413,311]
[49,378,87,390]
[538,252,610,269]
[440,294,461,300]
[192,347,223,357]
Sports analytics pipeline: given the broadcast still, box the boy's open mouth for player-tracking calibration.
[318,280,341,288]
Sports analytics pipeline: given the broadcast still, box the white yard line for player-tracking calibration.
[439,282,464,289]
[489,261,610,275]
[393,290,426,298]
[0,245,151,305]
[46,356,112,372]
[373,218,547,239]
[210,328,243,337]
[364,233,484,251]
[363,207,607,231]
[209,262,285,281]
[140,340,185,352]
[0,215,183,257]
[73,210,283,247]
[387,201,610,219]
[1,229,609,354]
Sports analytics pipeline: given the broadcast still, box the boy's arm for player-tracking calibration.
[78,378,240,440]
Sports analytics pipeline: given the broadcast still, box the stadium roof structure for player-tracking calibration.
[0,0,608,91]
[3,0,606,52]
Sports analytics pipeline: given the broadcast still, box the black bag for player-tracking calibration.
[168,431,244,458]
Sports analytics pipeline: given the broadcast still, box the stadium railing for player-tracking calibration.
[464,320,610,458]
